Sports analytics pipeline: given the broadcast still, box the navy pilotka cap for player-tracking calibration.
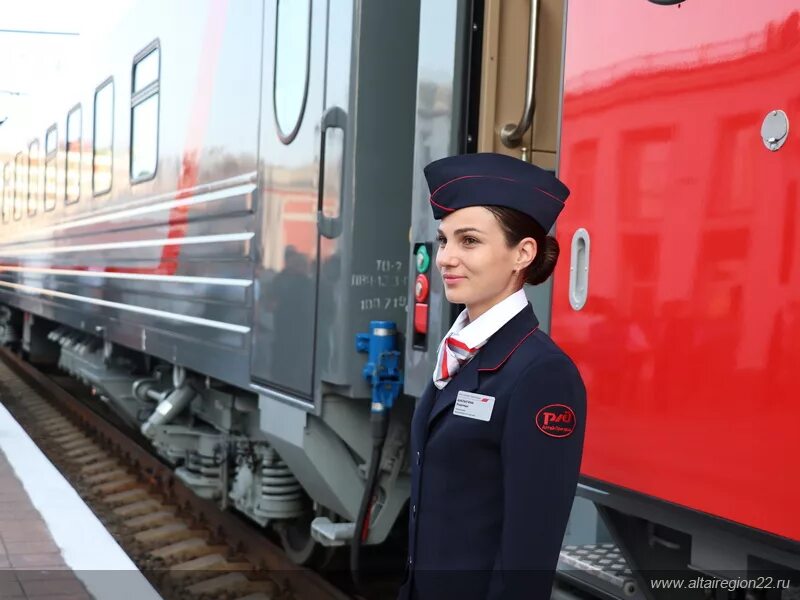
[424,152,570,231]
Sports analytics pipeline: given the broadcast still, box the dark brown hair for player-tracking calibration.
[484,205,559,286]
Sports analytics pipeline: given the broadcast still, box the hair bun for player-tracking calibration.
[525,236,560,286]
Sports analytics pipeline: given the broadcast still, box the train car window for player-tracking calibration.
[273,0,311,144]
[66,104,82,204]
[28,139,40,216]
[131,41,160,183]
[44,124,57,212]
[133,47,159,93]
[1,163,9,224]
[93,78,114,195]
[14,152,26,220]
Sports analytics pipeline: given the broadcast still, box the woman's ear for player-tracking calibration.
[515,237,537,272]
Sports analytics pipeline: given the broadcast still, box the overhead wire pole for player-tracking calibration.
[0,29,79,36]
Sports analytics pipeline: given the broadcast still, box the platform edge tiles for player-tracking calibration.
[0,402,163,600]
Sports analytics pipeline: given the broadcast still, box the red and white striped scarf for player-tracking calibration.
[433,288,529,389]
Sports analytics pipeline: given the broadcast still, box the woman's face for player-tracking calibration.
[435,206,536,321]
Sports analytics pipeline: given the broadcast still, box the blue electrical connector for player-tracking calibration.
[351,321,404,584]
[355,320,403,414]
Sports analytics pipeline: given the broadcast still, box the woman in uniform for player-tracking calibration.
[399,152,587,600]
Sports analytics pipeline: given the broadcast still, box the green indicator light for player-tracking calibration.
[416,246,430,273]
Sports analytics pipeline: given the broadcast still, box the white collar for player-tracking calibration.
[447,288,529,349]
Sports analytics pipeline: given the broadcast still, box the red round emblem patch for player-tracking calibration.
[535,404,576,438]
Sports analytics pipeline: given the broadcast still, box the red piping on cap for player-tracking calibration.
[428,175,565,213]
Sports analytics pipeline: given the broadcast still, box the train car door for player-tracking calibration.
[476,0,566,326]
[552,0,800,544]
[251,0,328,400]
[473,2,629,588]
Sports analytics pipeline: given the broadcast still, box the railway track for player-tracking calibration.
[0,348,354,600]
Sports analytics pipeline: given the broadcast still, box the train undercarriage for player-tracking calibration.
[0,307,373,566]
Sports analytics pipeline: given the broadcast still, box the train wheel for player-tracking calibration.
[277,511,337,568]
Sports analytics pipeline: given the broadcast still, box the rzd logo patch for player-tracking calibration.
[535,404,576,438]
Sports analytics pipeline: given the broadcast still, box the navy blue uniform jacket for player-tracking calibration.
[398,303,586,600]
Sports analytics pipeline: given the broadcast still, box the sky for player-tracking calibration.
[0,0,133,130]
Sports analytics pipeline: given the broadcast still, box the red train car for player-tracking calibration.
[552,0,800,590]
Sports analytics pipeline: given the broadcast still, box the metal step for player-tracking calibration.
[558,544,644,600]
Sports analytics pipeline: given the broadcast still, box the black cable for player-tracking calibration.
[350,409,390,590]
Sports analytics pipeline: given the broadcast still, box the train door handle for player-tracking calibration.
[500,0,539,148]
[569,228,590,311]
[317,106,348,239]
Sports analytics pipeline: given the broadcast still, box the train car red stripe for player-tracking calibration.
[115,0,230,276]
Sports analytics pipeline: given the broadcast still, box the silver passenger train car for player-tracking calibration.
[0,0,421,562]
[6,0,798,594]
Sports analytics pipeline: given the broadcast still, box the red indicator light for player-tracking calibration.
[415,274,429,302]
[414,303,428,334]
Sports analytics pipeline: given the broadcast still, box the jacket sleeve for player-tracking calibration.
[487,354,587,600]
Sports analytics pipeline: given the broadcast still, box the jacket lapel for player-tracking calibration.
[426,303,540,429]
[427,355,480,428]
[414,380,437,444]
[475,303,539,373]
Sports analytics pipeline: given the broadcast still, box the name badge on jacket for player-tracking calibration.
[453,391,496,421]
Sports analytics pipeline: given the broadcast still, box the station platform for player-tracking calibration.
[0,403,162,600]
